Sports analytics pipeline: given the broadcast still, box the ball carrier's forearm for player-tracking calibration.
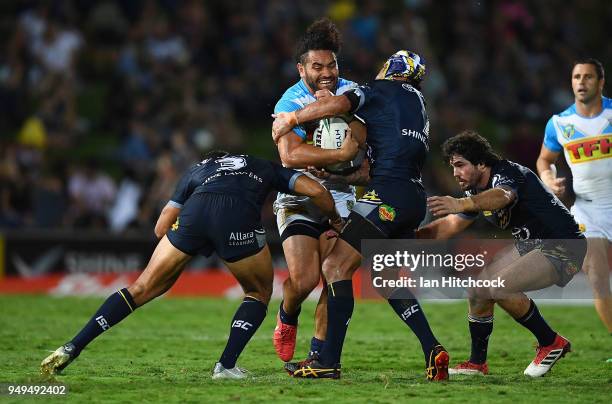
[277,133,355,168]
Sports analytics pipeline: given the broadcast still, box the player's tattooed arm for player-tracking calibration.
[277,129,358,168]
[307,158,370,186]
[427,187,516,216]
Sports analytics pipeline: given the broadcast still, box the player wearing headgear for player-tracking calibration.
[271,18,368,364]
[536,58,612,334]
[420,131,586,377]
[273,50,449,380]
[41,152,342,379]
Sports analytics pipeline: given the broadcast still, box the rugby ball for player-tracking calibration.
[313,117,361,174]
[314,116,349,150]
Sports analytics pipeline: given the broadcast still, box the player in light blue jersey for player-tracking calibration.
[271,18,368,364]
[536,59,612,335]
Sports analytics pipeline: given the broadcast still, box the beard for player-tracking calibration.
[304,72,337,92]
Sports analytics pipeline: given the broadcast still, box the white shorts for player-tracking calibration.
[275,193,354,238]
[571,199,612,240]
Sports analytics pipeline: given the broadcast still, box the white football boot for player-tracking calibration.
[211,362,248,379]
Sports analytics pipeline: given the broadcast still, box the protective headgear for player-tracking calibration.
[380,50,426,83]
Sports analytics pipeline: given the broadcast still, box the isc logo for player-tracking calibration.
[231,320,253,330]
[400,304,420,320]
[96,315,110,331]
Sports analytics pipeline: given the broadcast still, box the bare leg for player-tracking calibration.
[314,284,328,340]
[128,236,192,306]
[281,235,322,314]
[224,245,274,304]
[583,238,612,332]
[468,244,521,317]
[489,249,559,299]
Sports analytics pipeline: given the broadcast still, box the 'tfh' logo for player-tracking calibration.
[232,320,253,331]
[400,304,420,320]
[96,315,110,331]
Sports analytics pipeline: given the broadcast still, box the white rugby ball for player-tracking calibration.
[313,117,360,175]
[314,116,349,150]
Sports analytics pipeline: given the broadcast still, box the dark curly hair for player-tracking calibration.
[441,130,501,167]
[294,18,341,63]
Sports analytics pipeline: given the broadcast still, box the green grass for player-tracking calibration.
[0,296,610,403]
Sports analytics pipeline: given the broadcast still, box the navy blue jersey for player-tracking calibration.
[168,155,302,212]
[459,160,582,240]
[347,80,429,189]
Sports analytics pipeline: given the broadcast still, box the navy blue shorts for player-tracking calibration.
[340,182,426,252]
[166,193,266,262]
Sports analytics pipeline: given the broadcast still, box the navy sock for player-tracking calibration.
[310,337,325,354]
[468,314,493,364]
[516,300,556,346]
[387,289,439,360]
[219,297,267,369]
[71,288,136,353]
[319,280,354,366]
[279,300,300,326]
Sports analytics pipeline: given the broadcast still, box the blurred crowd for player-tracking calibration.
[0,0,609,232]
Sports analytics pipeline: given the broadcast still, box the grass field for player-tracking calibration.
[1,295,610,403]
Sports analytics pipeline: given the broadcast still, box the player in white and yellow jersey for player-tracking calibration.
[536,58,612,333]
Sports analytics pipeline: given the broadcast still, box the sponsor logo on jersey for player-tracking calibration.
[378,204,396,222]
[171,218,179,231]
[360,190,381,204]
[401,129,430,151]
[564,134,611,163]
